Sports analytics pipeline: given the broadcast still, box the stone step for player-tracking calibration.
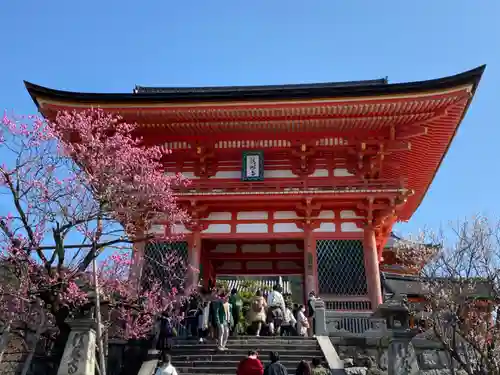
[172,345,319,351]
[173,374,295,375]
[170,347,321,356]
[165,336,325,375]
[176,366,298,374]
[173,339,317,346]
[174,336,316,342]
[174,360,315,368]
[172,353,323,362]
[171,342,319,349]
[172,337,317,345]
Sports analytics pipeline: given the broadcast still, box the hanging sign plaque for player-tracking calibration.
[241,151,264,181]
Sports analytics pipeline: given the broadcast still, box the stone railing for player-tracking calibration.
[326,310,386,336]
[315,298,458,373]
[314,299,386,337]
[323,299,371,311]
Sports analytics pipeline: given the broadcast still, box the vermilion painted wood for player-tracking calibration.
[27,69,484,284]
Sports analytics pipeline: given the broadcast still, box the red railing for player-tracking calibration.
[175,177,406,194]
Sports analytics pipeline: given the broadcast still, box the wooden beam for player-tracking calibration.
[208,253,302,260]
[216,269,301,276]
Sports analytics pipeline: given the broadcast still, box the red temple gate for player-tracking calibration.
[26,66,484,310]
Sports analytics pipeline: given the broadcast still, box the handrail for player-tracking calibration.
[175,177,407,193]
[137,350,160,375]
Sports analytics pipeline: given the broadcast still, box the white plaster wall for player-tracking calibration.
[341,222,363,232]
[310,169,329,177]
[173,224,191,234]
[237,211,268,220]
[241,244,271,253]
[212,170,300,179]
[333,168,354,177]
[206,212,232,221]
[165,171,199,179]
[264,170,297,178]
[318,210,335,219]
[204,224,232,233]
[340,210,364,219]
[313,222,336,232]
[148,225,165,235]
[236,223,268,233]
[273,223,303,233]
[274,211,300,219]
[214,171,241,179]
[180,172,198,179]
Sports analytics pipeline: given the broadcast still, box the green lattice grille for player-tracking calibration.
[143,241,188,290]
[316,240,367,295]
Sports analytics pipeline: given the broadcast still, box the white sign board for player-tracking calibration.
[242,151,264,181]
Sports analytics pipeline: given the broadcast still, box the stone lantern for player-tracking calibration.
[372,293,412,330]
[372,294,420,375]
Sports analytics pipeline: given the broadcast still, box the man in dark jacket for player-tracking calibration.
[229,288,243,336]
[263,352,288,375]
[307,291,317,336]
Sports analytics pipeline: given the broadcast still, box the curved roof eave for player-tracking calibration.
[24,65,485,109]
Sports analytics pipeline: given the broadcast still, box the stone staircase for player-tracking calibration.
[169,336,324,375]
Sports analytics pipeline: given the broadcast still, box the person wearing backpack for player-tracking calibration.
[157,310,177,351]
[266,284,285,336]
[248,290,267,336]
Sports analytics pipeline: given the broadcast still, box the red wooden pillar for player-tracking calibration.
[187,229,201,292]
[209,261,216,290]
[303,227,318,304]
[363,225,383,309]
[201,252,210,290]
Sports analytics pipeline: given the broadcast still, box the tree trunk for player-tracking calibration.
[20,311,46,375]
[0,319,13,363]
[50,306,71,371]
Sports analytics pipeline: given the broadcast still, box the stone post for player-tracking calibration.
[57,318,97,375]
[372,294,419,375]
[388,330,419,375]
[313,298,328,336]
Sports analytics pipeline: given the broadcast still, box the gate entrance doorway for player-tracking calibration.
[200,239,305,301]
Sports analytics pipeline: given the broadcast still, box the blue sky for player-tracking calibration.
[1,0,499,236]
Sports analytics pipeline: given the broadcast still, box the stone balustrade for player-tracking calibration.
[314,299,386,337]
[314,297,458,374]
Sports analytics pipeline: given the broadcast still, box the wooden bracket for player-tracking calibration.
[186,200,208,220]
[294,198,322,230]
[191,143,216,178]
[291,143,317,177]
[295,198,322,220]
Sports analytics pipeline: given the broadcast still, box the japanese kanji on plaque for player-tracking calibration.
[241,151,264,181]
